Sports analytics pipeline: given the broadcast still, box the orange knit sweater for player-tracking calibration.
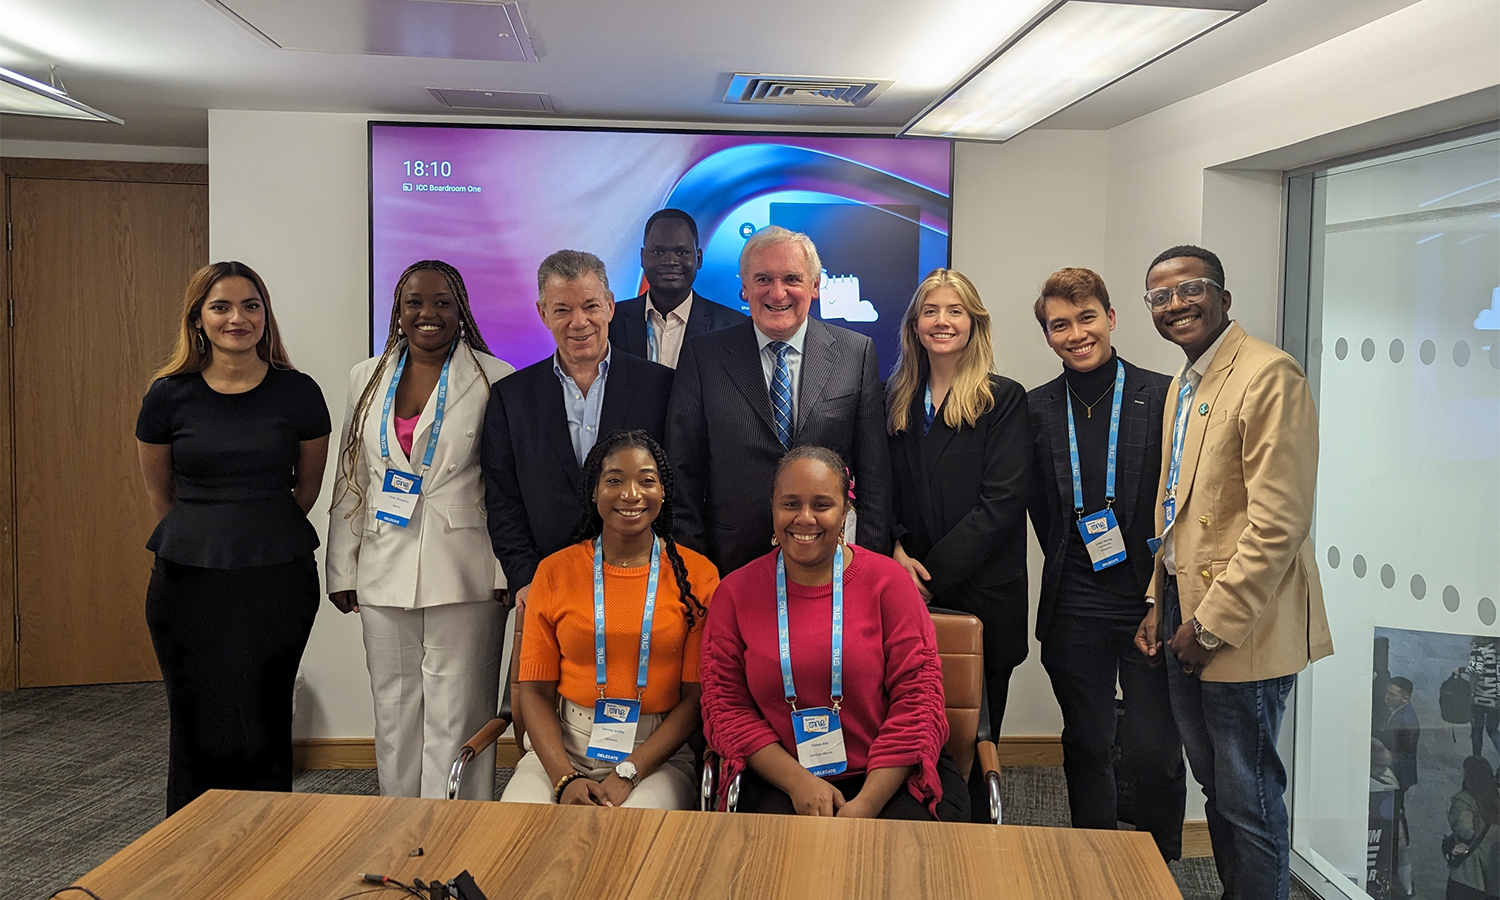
[519,540,718,714]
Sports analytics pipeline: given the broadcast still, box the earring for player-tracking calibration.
[770,534,779,547]
[838,530,847,546]
[195,329,207,355]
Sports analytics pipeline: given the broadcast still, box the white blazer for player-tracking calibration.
[325,345,515,609]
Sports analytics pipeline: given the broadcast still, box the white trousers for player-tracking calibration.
[500,698,696,809]
[360,601,503,800]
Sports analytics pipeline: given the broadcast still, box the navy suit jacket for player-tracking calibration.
[1026,357,1170,642]
[667,318,893,574]
[480,348,673,589]
[608,293,747,362]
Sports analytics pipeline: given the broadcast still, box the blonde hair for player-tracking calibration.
[330,260,494,524]
[886,268,995,434]
[152,261,294,381]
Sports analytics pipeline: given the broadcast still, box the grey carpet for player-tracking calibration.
[2,682,1312,900]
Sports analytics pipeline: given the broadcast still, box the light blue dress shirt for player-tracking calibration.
[754,319,809,427]
[553,346,611,467]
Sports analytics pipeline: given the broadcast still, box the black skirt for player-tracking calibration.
[145,554,319,816]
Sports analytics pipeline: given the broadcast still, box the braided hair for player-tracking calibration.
[570,429,707,628]
[331,260,495,526]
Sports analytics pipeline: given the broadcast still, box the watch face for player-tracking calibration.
[615,761,637,782]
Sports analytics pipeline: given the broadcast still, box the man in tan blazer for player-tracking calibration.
[1134,245,1333,900]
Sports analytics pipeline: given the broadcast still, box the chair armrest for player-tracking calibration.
[700,750,718,812]
[977,740,1002,824]
[446,715,512,800]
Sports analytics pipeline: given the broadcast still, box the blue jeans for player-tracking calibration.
[1164,579,1295,900]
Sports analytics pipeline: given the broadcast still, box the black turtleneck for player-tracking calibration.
[1057,350,1145,618]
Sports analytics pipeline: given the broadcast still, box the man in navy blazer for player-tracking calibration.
[668,226,892,575]
[1026,268,1185,860]
[609,209,747,368]
[481,249,673,609]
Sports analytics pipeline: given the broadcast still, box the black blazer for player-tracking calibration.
[1026,357,1170,642]
[480,348,674,589]
[608,293,747,362]
[888,374,1033,667]
[667,318,893,574]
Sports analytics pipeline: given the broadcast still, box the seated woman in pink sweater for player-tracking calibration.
[700,445,969,820]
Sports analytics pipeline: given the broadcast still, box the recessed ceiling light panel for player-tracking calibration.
[906,0,1257,142]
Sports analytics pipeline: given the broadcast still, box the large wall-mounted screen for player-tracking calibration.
[370,123,953,375]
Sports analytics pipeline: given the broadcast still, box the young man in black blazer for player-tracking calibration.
[667,226,892,574]
[1026,267,1186,860]
[609,209,747,368]
[481,250,673,611]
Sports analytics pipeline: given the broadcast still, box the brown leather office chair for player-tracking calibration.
[447,606,526,799]
[701,608,1003,823]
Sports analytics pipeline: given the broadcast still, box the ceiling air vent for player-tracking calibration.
[724,73,891,108]
[428,89,554,113]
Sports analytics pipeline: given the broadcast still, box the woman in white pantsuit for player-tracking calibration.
[326,260,514,799]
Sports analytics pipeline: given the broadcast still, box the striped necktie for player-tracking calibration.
[646,315,659,363]
[770,341,793,449]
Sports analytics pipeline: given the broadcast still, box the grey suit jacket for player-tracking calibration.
[666,317,893,575]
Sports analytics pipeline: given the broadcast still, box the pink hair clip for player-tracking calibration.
[844,467,857,501]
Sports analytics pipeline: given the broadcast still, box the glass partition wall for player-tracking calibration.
[1284,129,1500,900]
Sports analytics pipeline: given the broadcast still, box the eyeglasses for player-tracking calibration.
[1143,277,1221,310]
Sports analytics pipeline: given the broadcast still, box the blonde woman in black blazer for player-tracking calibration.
[885,269,1031,733]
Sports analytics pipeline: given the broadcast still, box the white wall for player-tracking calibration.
[208,110,375,739]
[949,130,1107,740]
[205,0,1499,752]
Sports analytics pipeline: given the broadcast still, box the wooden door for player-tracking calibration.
[8,166,207,686]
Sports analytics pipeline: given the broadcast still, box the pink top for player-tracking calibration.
[394,414,418,458]
[700,546,949,816]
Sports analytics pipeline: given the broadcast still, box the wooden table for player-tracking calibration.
[629,810,1183,900]
[75,790,665,899]
[75,791,1183,900]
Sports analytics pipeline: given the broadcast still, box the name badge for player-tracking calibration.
[1077,508,1127,571]
[791,706,847,777]
[586,697,641,763]
[374,468,423,527]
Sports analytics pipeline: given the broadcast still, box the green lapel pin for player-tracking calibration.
[1198,402,1209,416]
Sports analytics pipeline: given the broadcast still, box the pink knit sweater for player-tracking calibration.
[700,546,949,816]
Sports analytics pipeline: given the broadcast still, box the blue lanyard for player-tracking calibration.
[1164,376,1195,501]
[775,547,844,709]
[923,382,935,433]
[378,343,455,475]
[592,536,662,699]
[1064,360,1126,516]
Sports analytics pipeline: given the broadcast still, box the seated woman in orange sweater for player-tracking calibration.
[501,429,717,809]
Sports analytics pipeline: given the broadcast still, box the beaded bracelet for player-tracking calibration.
[552,770,587,803]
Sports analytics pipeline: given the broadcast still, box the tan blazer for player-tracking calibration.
[326,346,514,609]
[1147,323,1333,682]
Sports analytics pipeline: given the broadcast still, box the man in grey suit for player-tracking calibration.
[667,226,893,574]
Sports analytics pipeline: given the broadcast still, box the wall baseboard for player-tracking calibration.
[292,734,1210,857]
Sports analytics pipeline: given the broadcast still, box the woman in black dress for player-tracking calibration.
[885,268,1031,734]
[136,261,331,815]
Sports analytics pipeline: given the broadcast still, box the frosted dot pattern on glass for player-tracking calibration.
[1481,597,1497,627]
[1352,555,1367,578]
[1444,585,1461,612]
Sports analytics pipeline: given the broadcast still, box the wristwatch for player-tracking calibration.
[1192,618,1224,651]
[614,761,640,787]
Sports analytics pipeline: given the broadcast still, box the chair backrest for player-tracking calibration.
[929,610,984,779]
[507,605,526,752]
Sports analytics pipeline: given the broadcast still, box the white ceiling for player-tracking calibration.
[0,0,1423,148]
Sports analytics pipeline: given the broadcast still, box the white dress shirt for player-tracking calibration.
[644,291,695,369]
